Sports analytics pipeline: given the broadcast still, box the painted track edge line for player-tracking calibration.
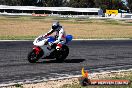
[0,68,132,87]
[0,38,131,41]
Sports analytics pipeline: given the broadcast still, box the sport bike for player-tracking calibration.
[27,35,73,63]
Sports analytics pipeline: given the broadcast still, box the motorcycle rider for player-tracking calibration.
[43,21,66,50]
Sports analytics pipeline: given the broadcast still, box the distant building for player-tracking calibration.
[0,5,103,16]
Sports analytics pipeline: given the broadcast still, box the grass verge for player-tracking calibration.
[0,16,132,40]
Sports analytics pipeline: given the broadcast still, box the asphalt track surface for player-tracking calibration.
[0,40,132,84]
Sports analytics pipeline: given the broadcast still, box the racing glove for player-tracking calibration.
[49,42,56,49]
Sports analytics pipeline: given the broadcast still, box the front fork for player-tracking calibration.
[33,46,42,55]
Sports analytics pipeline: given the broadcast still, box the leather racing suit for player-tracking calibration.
[44,25,66,50]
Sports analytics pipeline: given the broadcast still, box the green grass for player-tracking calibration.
[14,84,23,88]
[104,19,120,25]
[0,16,132,40]
[0,15,131,24]
[0,36,36,40]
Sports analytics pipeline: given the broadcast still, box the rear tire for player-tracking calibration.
[56,45,69,62]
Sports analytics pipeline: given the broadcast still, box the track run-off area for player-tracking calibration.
[0,40,132,85]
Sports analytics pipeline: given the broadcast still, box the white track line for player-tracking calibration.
[0,38,131,41]
[0,68,132,87]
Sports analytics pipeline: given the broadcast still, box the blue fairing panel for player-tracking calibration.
[48,36,55,42]
[48,35,73,43]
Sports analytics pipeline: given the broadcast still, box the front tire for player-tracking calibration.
[56,45,69,62]
[27,50,41,63]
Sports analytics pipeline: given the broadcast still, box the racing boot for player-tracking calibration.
[56,44,62,51]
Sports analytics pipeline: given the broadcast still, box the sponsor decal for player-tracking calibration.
[79,68,130,86]
[32,13,48,16]
[106,10,118,15]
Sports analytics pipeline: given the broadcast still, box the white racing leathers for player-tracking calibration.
[44,26,66,50]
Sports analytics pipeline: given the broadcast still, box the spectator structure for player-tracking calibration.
[0,5,103,16]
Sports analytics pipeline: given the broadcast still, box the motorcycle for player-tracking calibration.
[27,35,73,63]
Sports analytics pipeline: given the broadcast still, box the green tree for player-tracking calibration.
[0,0,21,6]
[21,0,36,6]
[0,0,67,6]
[43,0,66,7]
[127,0,132,12]
[0,0,5,5]
[11,0,21,5]
[68,0,95,8]
[0,0,35,6]
[94,0,127,12]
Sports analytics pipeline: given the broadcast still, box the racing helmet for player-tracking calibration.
[52,21,60,30]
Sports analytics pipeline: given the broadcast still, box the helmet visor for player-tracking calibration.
[52,25,58,30]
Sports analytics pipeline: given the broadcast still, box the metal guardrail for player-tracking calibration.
[0,12,132,20]
[0,12,32,16]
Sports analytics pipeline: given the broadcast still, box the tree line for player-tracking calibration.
[0,0,131,12]
[127,0,132,12]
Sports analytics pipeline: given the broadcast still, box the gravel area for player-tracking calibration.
[4,70,132,88]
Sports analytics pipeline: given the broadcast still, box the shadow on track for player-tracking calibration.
[36,59,85,64]
[64,59,85,63]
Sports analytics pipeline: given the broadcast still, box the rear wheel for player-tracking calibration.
[56,45,69,62]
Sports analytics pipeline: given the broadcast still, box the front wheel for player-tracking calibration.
[27,50,40,63]
[56,45,69,62]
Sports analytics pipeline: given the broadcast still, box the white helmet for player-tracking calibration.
[52,21,60,30]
